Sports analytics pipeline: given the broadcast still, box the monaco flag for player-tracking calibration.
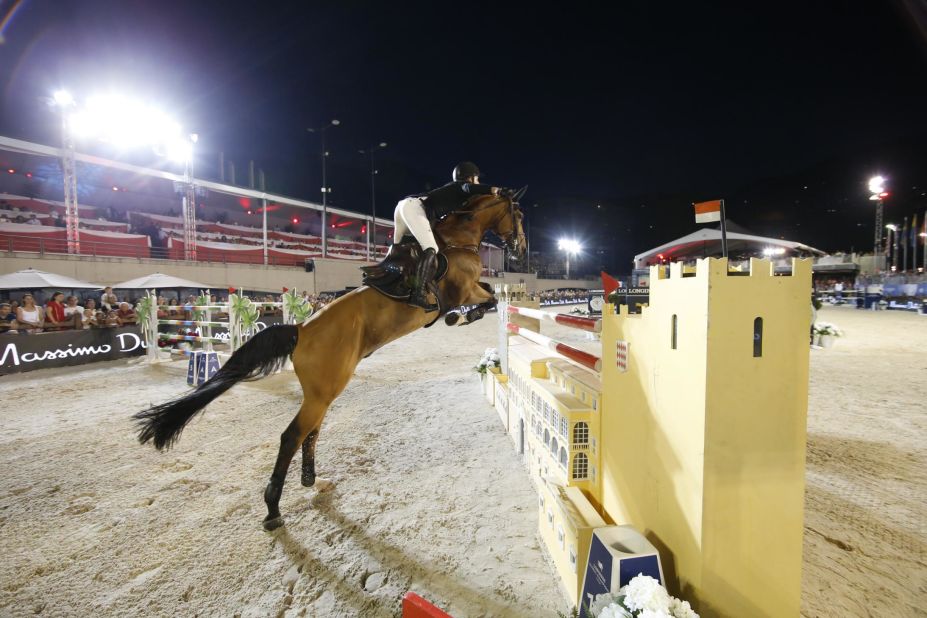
[694,200,723,224]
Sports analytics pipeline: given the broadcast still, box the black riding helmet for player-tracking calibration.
[452,161,481,182]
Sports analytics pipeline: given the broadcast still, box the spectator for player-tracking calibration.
[26,213,41,226]
[116,302,137,325]
[83,300,99,328]
[0,214,9,223]
[9,300,19,316]
[167,298,181,316]
[15,293,44,333]
[45,291,81,330]
[0,302,17,334]
[63,295,85,324]
[14,215,26,223]
[100,286,119,311]
[104,310,120,327]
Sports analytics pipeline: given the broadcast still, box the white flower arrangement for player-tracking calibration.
[813,321,844,337]
[587,575,699,618]
[474,347,501,374]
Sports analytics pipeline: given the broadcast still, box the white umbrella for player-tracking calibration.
[109,272,212,290]
[0,268,102,290]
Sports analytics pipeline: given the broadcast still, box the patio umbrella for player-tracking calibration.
[0,268,101,290]
[109,273,211,290]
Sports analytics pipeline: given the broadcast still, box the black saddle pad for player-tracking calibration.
[360,237,448,301]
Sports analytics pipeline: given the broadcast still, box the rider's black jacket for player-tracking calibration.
[419,181,494,220]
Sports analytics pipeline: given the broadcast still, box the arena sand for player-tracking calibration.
[0,305,923,617]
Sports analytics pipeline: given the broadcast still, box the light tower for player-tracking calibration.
[53,90,80,254]
[868,176,888,268]
[558,238,582,279]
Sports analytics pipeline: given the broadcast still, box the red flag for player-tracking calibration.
[228,287,236,293]
[282,286,289,293]
[601,271,621,297]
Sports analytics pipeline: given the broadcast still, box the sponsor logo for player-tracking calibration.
[0,333,147,367]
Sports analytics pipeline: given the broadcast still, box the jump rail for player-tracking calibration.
[506,304,601,333]
[506,322,602,372]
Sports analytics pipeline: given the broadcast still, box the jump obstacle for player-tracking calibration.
[489,258,812,617]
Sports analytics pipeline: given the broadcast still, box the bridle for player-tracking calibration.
[444,195,523,256]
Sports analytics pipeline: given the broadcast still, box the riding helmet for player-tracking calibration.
[452,161,481,182]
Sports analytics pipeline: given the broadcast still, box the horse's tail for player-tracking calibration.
[134,324,299,451]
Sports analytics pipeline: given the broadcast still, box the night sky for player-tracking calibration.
[1,1,926,272]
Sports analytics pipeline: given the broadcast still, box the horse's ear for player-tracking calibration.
[513,186,528,202]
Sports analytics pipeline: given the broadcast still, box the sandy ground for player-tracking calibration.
[0,304,924,617]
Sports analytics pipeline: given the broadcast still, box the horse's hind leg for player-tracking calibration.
[262,403,322,531]
[301,429,319,487]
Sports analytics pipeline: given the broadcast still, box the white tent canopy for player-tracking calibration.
[634,229,826,269]
[110,273,211,290]
[0,268,102,290]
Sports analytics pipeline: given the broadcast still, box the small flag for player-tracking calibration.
[601,271,621,297]
[694,200,722,224]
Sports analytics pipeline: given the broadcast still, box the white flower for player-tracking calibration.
[598,603,632,618]
[489,353,500,362]
[621,575,671,613]
[638,610,673,618]
[589,593,623,617]
[669,597,699,618]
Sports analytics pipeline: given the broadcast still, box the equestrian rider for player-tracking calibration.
[393,161,501,310]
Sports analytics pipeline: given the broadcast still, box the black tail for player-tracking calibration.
[134,324,299,451]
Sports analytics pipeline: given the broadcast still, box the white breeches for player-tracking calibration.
[393,197,438,252]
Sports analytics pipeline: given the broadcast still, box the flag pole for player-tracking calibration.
[720,199,728,258]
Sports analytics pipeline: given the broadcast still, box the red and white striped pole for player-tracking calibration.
[506,322,602,372]
[506,305,602,333]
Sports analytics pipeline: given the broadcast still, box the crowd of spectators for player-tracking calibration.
[0,287,138,335]
[537,288,588,305]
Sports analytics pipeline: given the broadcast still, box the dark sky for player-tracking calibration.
[1,0,926,270]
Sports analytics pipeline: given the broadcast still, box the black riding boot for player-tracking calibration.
[408,248,439,312]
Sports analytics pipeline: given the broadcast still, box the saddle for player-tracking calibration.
[360,236,449,310]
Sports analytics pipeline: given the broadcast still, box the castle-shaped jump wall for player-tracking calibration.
[498,257,812,617]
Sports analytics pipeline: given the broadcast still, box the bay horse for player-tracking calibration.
[134,193,526,530]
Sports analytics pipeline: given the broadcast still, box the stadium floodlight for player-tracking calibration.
[868,175,885,195]
[885,224,898,231]
[558,238,582,254]
[52,90,74,107]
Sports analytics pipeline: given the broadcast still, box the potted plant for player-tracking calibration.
[585,574,699,618]
[813,321,844,348]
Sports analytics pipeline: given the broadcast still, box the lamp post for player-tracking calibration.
[52,90,80,254]
[307,119,340,258]
[886,224,898,272]
[358,142,387,260]
[558,238,582,279]
[869,175,888,270]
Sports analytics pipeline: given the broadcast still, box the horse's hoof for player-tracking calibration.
[262,516,285,532]
[301,473,316,488]
[444,313,460,326]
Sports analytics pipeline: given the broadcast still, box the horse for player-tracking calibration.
[133,193,526,530]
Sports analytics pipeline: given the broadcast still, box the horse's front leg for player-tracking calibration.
[445,282,497,326]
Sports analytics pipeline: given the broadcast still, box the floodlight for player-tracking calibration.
[868,175,885,195]
[331,119,341,126]
[166,138,193,163]
[52,90,74,107]
[558,238,582,254]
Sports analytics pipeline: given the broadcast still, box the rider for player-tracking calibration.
[393,162,501,310]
